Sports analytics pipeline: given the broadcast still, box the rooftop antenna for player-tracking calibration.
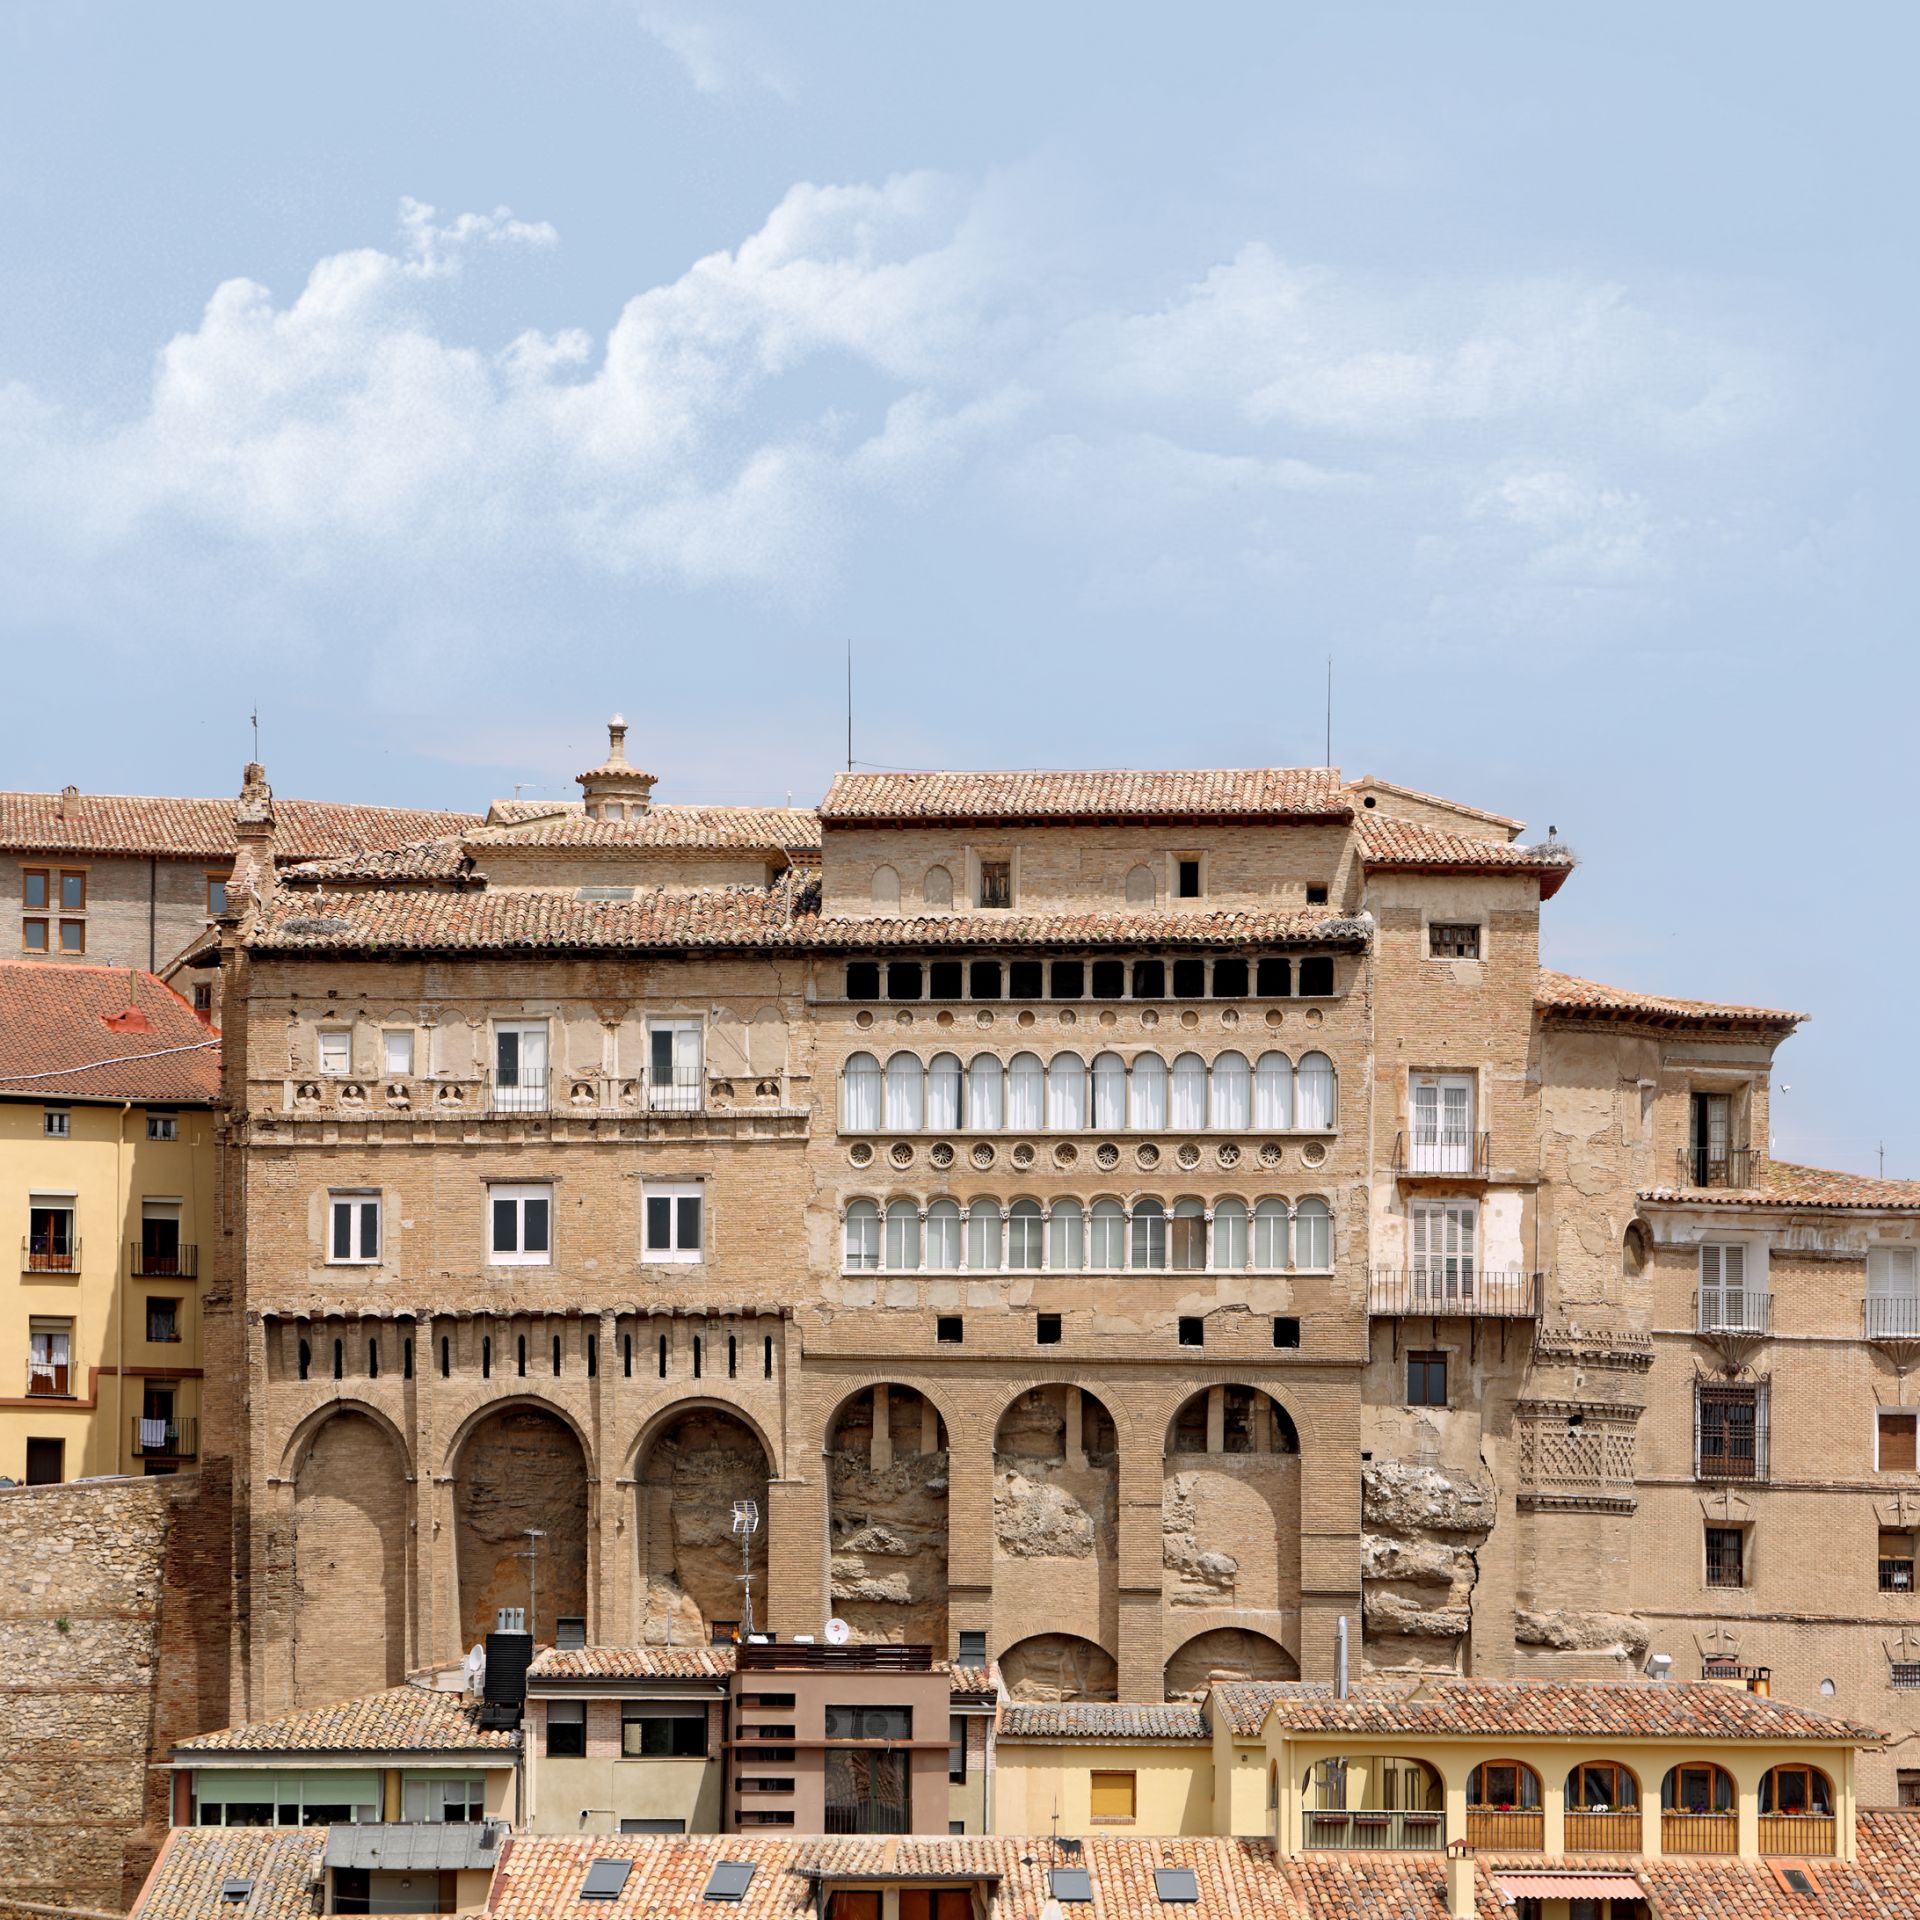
[516,1528,546,1643]
[1324,656,1332,769]
[1881,1142,1888,1179]
[846,640,854,773]
[732,1499,760,1639]
[250,706,260,762]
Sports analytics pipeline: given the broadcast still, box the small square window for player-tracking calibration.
[21,918,49,952]
[1177,858,1202,899]
[1706,1524,1746,1587]
[1048,1869,1092,1904]
[1036,1312,1062,1345]
[1211,957,1248,997]
[1298,956,1335,996]
[490,1184,553,1265]
[316,1028,352,1075]
[968,960,1002,999]
[886,960,923,1000]
[57,920,85,954]
[958,1629,987,1662]
[1171,958,1206,998]
[1008,959,1044,999]
[330,1192,382,1264]
[545,1698,586,1757]
[1429,922,1482,960]
[581,1859,631,1901]
[1407,1351,1448,1406]
[1090,1769,1136,1820]
[1177,1315,1204,1347]
[644,1183,704,1262]
[846,961,880,1001]
[1050,959,1085,999]
[1273,1316,1301,1349]
[192,983,213,1016]
[1154,1869,1198,1904]
[42,1107,70,1138]
[1256,957,1292,997]
[928,961,963,1000]
[703,1863,756,1903]
[383,1030,415,1076]
[1131,959,1165,999]
[146,1298,181,1343]
[1305,883,1329,905]
[206,876,229,916]
[936,1315,963,1344]
[977,860,1012,909]
[1897,1768,1920,1807]
[146,1111,178,1141]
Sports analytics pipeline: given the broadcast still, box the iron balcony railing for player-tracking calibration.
[1563,1810,1641,1852]
[1393,1129,1492,1178]
[23,1236,79,1274]
[1367,1270,1540,1319]
[132,1415,196,1459]
[484,1070,706,1116]
[1676,1145,1758,1189]
[1759,1813,1836,1857]
[130,1241,197,1278]
[1301,1809,1443,1852]
[1867,1295,1920,1340]
[823,1801,910,1836]
[26,1363,70,1397]
[1701,1661,1771,1691]
[1661,1811,1737,1855]
[1695,1288,1771,1335]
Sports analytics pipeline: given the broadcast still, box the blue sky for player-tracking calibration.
[0,1,1912,1172]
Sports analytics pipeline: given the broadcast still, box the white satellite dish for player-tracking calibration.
[824,1617,851,1646]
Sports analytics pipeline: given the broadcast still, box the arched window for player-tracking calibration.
[1008,1052,1046,1131]
[1253,1199,1289,1270]
[845,1200,880,1269]
[1469,1760,1542,1806]
[885,1200,921,1272]
[1172,1197,1207,1270]
[1761,1764,1833,1817]
[923,865,953,907]
[1125,863,1156,905]
[1255,1052,1293,1130]
[1211,1051,1251,1131]
[884,1052,925,1131]
[1663,1764,1735,1814]
[871,865,900,908]
[1049,1199,1084,1271]
[969,1054,1004,1132]
[1131,1197,1168,1270]
[925,1199,962,1270]
[1171,1052,1208,1130]
[1295,1197,1332,1270]
[967,1199,1003,1271]
[1089,1199,1126,1270]
[1214,1198,1248,1270]
[927,1052,964,1131]
[1007,1199,1044,1269]
[1048,1052,1088,1130]
[1296,1051,1336,1130]
[842,1052,882,1131]
[1130,1052,1168,1131]
[1567,1761,1639,1810]
[1091,1052,1127,1131]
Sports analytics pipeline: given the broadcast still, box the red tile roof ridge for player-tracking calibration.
[820,766,1351,825]
[1640,1160,1920,1212]
[1537,967,1805,1028]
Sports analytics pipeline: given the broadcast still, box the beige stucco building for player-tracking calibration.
[195,731,1920,1805]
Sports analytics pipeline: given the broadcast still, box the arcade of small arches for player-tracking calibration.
[277,1378,1306,1710]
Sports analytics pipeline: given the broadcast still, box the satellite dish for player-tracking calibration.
[825,1617,851,1646]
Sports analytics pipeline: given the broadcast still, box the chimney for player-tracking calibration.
[1444,1843,1475,1920]
[576,714,658,821]
[57,783,79,821]
[1335,1614,1349,1700]
[225,761,277,916]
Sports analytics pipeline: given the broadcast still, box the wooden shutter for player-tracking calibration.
[1089,1770,1136,1819]
[1882,1413,1918,1473]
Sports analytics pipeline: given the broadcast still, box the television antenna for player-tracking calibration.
[516,1528,546,1642]
[732,1500,760,1640]
[824,1616,851,1646]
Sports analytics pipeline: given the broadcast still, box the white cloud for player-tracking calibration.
[397,197,559,278]
[637,5,792,98]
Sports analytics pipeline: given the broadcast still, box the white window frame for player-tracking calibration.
[382,1029,415,1076]
[328,1191,382,1265]
[488,1183,553,1266]
[492,1020,550,1111]
[643,1182,704,1263]
[146,1110,178,1141]
[647,1020,703,1112]
[316,1027,353,1076]
[1407,1073,1475,1173]
[42,1107,70,1138]
[1869,1246,1920,1339]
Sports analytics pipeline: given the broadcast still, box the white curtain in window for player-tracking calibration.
[1171,1053,1207,1130]
[1049,1199,1084,1271]
[1089,1199,1126,1269]
[927,1053,964,1131]
[1048,1053,1088,1131]
[885,1201,921,1272]
[969,1055,1004,1132]
[966,1199,1002,1271]
[1255,1053,1292,1130]
[1008,1052,1046,1131]
[1007,1199,1044,1269]
[1131,1197,1168,1269]
[925,1200,962,1270]
[1211,1052,1251,1131]
[1296,1052,1336,1129]
[844,1201,879,1270]
[1091,1053,1127,1131]
[1213,1198,1248,1270]
[1295,1197,1331,1270]
[1130,1053,1168,1131]
[884,1053,925,1131]
[842,1054,883,1132]
[1252,1199,1289,1270]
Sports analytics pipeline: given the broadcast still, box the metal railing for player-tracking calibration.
[1301,1809,1443,1852]
[26,1364,70,1397]
[1675,1146,1758,1189]
[1881,1558,1917,1593]
[1368,1270,1540,1319]
[1661,1811,1737,1854]
[483,1070,708,1117]
[1701,1661,1771,1691]
[1695,1289,1771,1335]
[1697,1447,1766,1485]
[1464,1808,1544,1850]
[130,1241,197,1278]
[823,1801,910,1835]
[1393,1130,1491,1178]
[1867,1295,1920,1340]
[1760,1813,1835,1857]
[23,1237,79,1274]
[738,1641,933,1671]
[1563,1810,1642,1851]
[132,1416,196,1459]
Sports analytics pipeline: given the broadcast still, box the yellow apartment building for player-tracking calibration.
[0,961,219,1483]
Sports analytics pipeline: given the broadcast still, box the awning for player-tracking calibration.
[323,1824,502,1872]
[1496,1872,1644,1900]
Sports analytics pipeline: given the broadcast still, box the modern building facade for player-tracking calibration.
[197,731,1920,1802]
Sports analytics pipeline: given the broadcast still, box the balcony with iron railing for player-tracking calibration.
[1760,1813,1836,1857]
[1563,1810,1641,1851]
[1867,1295,1920,1341]
[487,1069,707,1117]
[1675,1145,1759,1189]
[1464,1807,1545,1850]
[132,1415,196,1459]
[1301,1809,1443,1851]
[1661,1811,1738,1855]
[130,1241,197,1279]
[1368,1269,1540,1319]
[26,1362,70,1397]
[1694,1288,1771,1335]
[23,1236,78,1275]
[1392,1130,1492,1178]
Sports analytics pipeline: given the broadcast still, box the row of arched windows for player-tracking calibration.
[1445,1759,1832,1815]
[844,1195,1332,1273]
[841,1049,1336,1134]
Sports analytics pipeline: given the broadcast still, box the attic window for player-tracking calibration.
[577,886,635,902]
[218,1881,253,1905]
[1781,1867,1815,1895]
[1305,883,1329,905]
[703,1863,756,1903]
[1429,922,1482,960]
[1154,1869,1198,1904]
[1048,1869,1093,1903]
[581,1860,632,1901]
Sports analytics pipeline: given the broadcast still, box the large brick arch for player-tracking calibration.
[1163,1625,1298,1701]
[291,1408,411,1706]
[999,1631,1119,1702]
[633,1402,772,1644]
[1161,1385,1301,1623]
[825,1384,949,1647]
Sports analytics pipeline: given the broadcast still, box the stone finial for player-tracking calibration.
[605,715,629,768]
[225,761,278,917]
[576,714,657,820]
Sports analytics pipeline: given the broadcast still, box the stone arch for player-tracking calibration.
[278,1393,412,1484]
[634,1403,772,1645]
[291,1408,410,1706]
[999,1631,1118,1703]
[1161,1386,1301,1623]
[993,1386,1119,1657]
[1623,1220,1652,1278]
[453,1402,589,1650]
[826,1384,949,1646]
[1163,1626,1298,1701]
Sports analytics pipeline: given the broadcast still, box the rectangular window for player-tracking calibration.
[977,859,1011,909]
[58,920,84,953]
[28,1318,73,1396]
[22,868,49,909]
[1879,1530,1916,1592]
[1898,1770,1920,1808]
[146,1297,181,1344]
[399,1776,485,1823]
[146,1110,178,1141]
[1176,858,1202,899]
[1407,1075,1475,1174]
[1407,1351,1448,1407]
[948,1714,967,1783]
[382,1030,414,1076]
[545,1699,586,1757]
[25,1436,63,1484]
[492,1021,549,1110]
[316,1028,352,1076]
[1696,1381,1766,1480]
[1705,1525,1746,1588]
[58,870,85,910]
[1410,1199,1477,1306]
[648,1020,703,1111]
[620,1818,687,1834]
[1089,1770,1136,1821]
[26,1199,76,1270]
[1428,921,1481,959]
[489,1184,553,1265]
[1036,1312,1062,1345]
[21,917,48,952]
[621,1702,708,1758]
[192,983,213,1017]
[43,1107,69,1137]
[206,875,229,915]
[643,1184,704,1263]
[329,1193,382,1264]
[1697,1243,1764,1331]
[1879,1410,1918,1473]
[823,1749,910,1835]
[139,1202,183,1274]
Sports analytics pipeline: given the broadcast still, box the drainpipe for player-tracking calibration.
[1335,1615,1349,1700]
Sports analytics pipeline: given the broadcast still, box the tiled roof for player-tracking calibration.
[1343,776,1524,831]
[820,768,1351,825]
[130,1827,327,1920]
[529,1646,737,1682]
[1357,815,1574,894]
[1536,969,1804,1030]
[1640,1159,1920,1213]
[0,961,220,1102]
[1235,1677,1880,1743]
[173,1682,517,1754]
[947,1662,1000,1699]
[0,789,479,860]
[470,807,822,854]
[1211,1681,1315,1738]
[998,1702,1209,1741]
[283,837,475,884]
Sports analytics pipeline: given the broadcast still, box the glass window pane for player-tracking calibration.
[677,1195,702,1251]
[492,1198,517,1252]
[647,1195,672,1249]
[524,1197,550,1253]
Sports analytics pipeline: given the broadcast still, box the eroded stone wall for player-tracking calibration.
[455,1406,589,1647]
[827,1385,949,1645]
[636,1408,770,1642]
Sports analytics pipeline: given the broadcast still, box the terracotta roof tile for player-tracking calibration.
[130,1827,328,1920]
[472,807,822,854]
[0,961,220,1102]
[820,768,1351,826]
[173,1682,516,1754]
[283,838,476,883]
[1358,815,1574,893]
[1211,1681,1317,1738]
[1640,1159,1920,1213]
[1536,968,1804,1030]
[1343,777,1525,831]
[0,790,478,860]
[998,1702,1209,1741]
[528,1646,737,1682]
